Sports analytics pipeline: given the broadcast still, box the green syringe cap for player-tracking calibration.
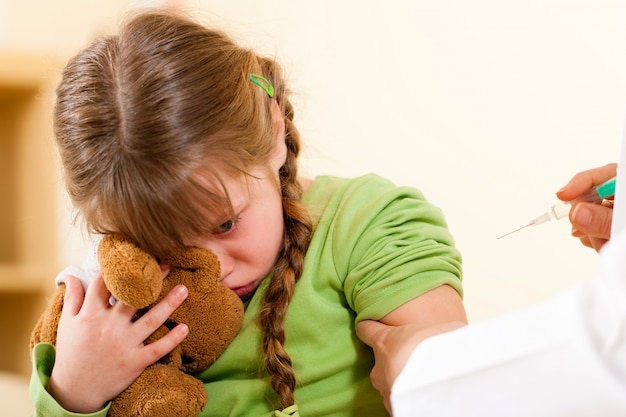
[596,177,617,200]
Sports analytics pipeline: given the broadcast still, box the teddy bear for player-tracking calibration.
[30,233,245,417]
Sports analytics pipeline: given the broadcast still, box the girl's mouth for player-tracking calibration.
[232,281,258,298]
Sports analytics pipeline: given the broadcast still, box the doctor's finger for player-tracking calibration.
[571,202,613,240]
[356,320,389,348]
[557,163,617,201]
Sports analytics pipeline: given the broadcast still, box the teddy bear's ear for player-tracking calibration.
[97,234,163,308]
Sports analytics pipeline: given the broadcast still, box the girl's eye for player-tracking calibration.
[216,217,238,234]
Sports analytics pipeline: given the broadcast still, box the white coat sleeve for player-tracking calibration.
[391,230,626,417]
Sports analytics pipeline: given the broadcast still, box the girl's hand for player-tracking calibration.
[556,163,616,252]
[47,273,189,413]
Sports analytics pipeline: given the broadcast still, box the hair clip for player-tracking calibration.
[249,74,275,98]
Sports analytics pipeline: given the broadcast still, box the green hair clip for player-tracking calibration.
[249,73,275,98]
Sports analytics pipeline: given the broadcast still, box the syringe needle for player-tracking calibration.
[496,223,532,240]
[497,212,551,240]
[497,176,616,240]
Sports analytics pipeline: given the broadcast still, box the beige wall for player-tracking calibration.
[3,0,625,321]
[0,1,130,55]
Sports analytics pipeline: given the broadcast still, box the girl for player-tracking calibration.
[30,10,466,417]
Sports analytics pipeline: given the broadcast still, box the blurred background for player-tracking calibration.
[1,0,625,412]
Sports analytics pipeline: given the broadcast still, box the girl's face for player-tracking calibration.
[189,169,284,299]
[189,101,288,299]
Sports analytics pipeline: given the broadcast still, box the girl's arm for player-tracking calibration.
[357,284,467,414]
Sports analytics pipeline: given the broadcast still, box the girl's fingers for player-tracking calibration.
[133,285,188,342]
[81,274,116,312]
[140,323,189,365]
[160,263,170,279]
[110,297,139,317]
[61,275,86,317]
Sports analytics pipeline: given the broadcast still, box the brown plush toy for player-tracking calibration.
[31,233,244,417]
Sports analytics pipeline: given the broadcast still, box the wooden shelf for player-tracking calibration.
[0,52,60,376]
[0,53,59,89]
[0,264,53,293]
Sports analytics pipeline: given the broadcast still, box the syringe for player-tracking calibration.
[497,177,617,240]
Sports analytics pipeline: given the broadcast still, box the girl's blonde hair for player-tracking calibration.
[54,10,311,409]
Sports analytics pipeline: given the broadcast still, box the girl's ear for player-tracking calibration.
[270,100,287,171]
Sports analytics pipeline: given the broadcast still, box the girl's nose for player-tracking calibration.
[194,240,234,281]
[214,252,234,281]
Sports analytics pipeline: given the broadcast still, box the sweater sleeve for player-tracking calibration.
[30,343,111,417]
[336,176,462,322]
[305,174,463,323]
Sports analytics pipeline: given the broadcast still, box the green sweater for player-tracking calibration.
[30,174,462,417]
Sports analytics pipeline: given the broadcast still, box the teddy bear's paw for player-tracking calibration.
[108,364,207,417]
[30,285,66,349]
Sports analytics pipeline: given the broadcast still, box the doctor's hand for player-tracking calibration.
[556,163,616,252]
[47,273,189,414]
[356,320,466,415]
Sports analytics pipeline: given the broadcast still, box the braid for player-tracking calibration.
[258,58,312,409]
